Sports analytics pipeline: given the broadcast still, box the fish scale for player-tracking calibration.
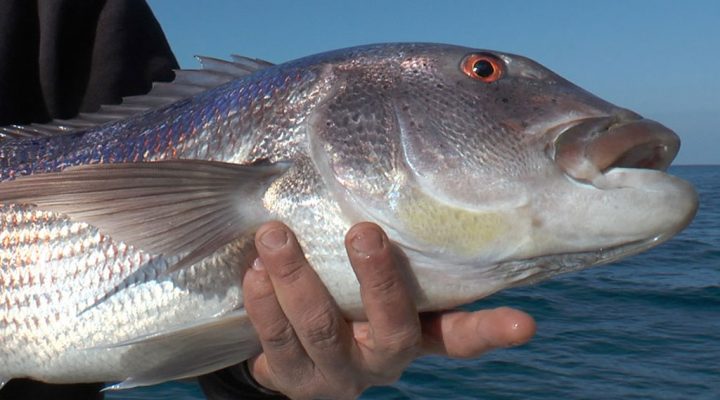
[0,51,330,385]
[0,206,248,382]
[0,43,696,388]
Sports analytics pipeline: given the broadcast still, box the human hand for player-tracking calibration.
[242,221,536,399]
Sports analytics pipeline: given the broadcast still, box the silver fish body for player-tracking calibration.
[0,43,698,387]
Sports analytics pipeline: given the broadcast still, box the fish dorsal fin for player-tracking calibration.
[0,54,275,139]
[197,55,274,77]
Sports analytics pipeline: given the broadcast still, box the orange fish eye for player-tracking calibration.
[462,54,504,83]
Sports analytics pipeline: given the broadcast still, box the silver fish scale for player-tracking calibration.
[0,65,323,179]
[0,54,336,383]
[0,202,250,382]
[262,156,363,316]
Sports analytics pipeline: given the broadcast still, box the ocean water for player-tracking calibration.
[111,165,719,399]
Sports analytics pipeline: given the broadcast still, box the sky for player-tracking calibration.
[148,0,719,165]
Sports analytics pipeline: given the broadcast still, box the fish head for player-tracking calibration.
[308,43,697,300]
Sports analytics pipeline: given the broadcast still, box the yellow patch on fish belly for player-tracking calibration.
[397,192,509,256]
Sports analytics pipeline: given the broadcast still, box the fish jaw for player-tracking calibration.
[527,114,698,257]
[521,167,697,259]
[392,167,697,313]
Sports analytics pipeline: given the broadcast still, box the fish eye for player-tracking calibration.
[462,54,504,83]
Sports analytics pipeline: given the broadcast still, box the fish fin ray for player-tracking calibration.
[196,55,273,77]
[0,124,61,138]
[103,310,260,390]
[0,55,275,138]
[0,159,289,265]
[230,55,275,70]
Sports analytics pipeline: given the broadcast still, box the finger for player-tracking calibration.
[419,307,536,358]
[255,222,355,375]
[242,259,311,391]
[346,223,421,361]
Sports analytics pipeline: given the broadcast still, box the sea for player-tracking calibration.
[110,165,719,399]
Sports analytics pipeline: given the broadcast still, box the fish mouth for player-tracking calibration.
[549,114,680,187]
[545,113,697,252]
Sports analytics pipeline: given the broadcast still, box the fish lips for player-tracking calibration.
[548,114,681,186]
[546,114,697,240]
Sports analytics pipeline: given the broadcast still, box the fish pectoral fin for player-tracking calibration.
[0,160,290,270]
[102,310,260,390]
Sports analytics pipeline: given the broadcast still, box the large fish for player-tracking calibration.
[0,43,697,389]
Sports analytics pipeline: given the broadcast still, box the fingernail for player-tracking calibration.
[252,257,265,271]
[351,229,383,257]
[260,228,288,250]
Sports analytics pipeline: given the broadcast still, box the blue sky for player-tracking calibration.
[148,0,719,165]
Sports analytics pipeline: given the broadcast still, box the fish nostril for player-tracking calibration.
[613,108,643,123]
[520,69,544,80]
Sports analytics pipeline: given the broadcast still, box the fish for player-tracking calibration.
[0,43,698,389]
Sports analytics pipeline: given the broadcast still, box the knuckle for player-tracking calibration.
[365,273,402,298]
[272,258,307,284]
[243,280,275,305]
[378,327,422,356]
[260,319,297,351]
[302,307,342,349]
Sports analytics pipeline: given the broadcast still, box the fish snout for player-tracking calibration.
[549,114,680,184]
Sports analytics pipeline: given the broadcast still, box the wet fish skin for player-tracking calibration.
[0,43,697,387]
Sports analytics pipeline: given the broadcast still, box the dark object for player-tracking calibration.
[198,362,289,400]
[0,380,104,400]
[0,0,177,126]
